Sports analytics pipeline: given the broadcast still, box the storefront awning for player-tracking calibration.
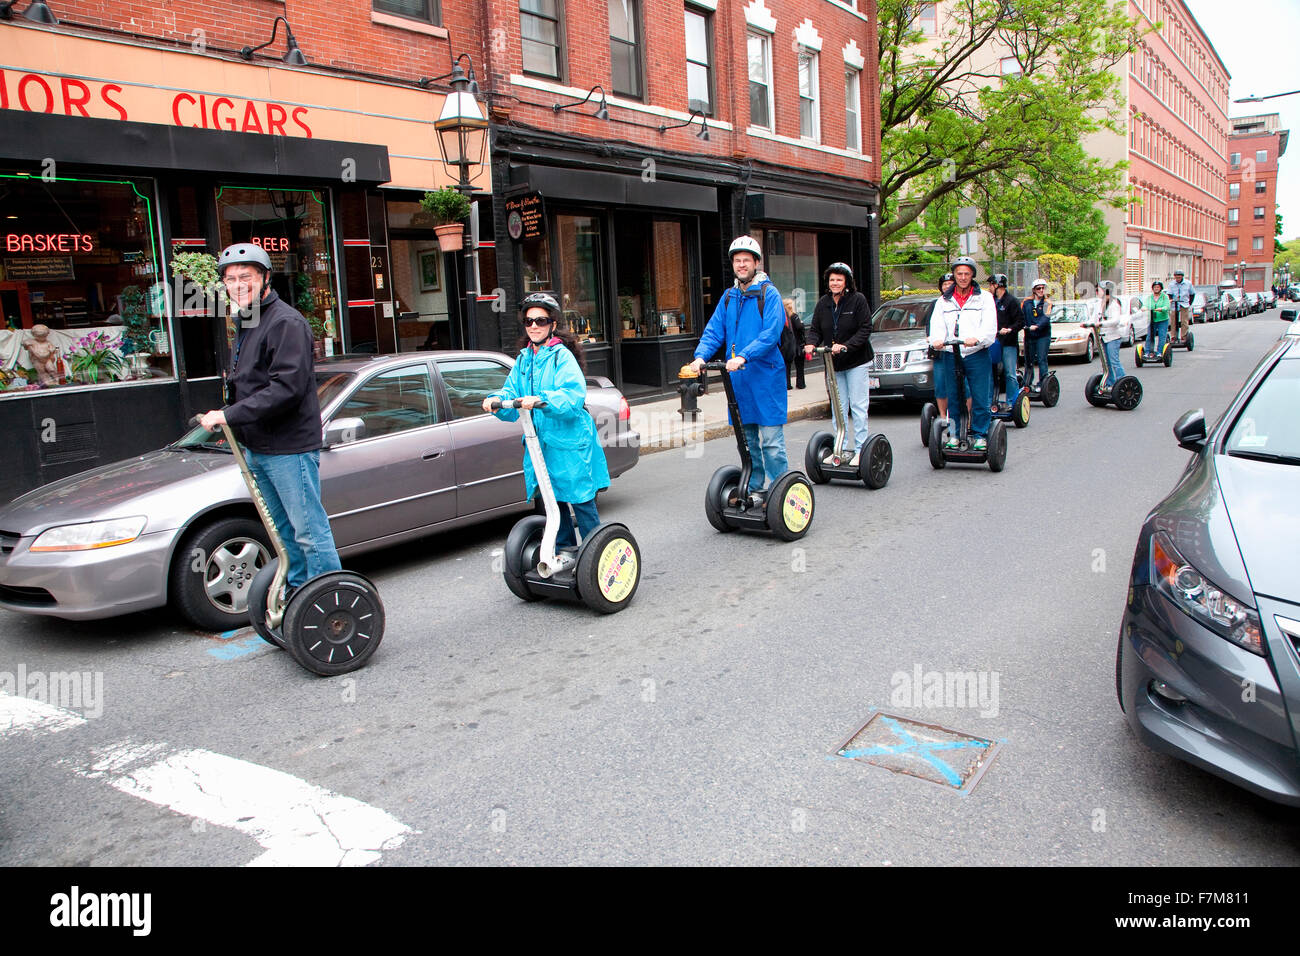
[746,191,873,228]
[6,111,390,184]
[513,164,717,212]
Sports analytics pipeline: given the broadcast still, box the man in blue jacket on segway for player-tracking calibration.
[689,235,788,498]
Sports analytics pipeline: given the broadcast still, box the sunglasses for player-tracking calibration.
[523,316,554,327]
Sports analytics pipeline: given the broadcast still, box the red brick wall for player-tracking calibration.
[1225,130,1282,291]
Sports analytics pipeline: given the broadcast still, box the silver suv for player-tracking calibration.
[867,294,939,403]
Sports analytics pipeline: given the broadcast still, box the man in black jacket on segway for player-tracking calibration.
[990,274,1023,413]
[198,243,341,594]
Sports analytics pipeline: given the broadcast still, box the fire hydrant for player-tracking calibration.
[677,364,703,421]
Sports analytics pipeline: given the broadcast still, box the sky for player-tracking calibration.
[1184,0,1300,243]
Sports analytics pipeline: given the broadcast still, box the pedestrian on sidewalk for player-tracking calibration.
[783,297,807,389]
[804,262,874,464]
[689,236,788,496]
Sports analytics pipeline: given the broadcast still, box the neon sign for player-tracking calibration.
[5,233,95,253]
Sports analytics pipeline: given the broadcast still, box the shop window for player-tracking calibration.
[614,215,696,339]
[845,69,861,152]
[798,51,819,142]
[609,0,643,99]
[556,214,606,343]
[374,0,440,24]
[761,228,820,307]
[215,186,338,354]
[747,32,773,131]
[386,198,451,352]
[685,6,713,116]
[521,0,564,79]
[1,171,174,394]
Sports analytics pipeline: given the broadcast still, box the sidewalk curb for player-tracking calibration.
[636,401,832,456]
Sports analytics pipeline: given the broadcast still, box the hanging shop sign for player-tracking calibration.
[505,192,546,242]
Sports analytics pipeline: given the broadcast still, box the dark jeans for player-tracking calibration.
[556,498,600,548]
[786,353,806,388]
[1024,335,1050,388]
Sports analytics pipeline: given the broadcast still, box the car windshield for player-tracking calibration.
[1054,303,1090,324]
[1224,357,1300,464]
[171,370,356,451]
[872,300,933,332]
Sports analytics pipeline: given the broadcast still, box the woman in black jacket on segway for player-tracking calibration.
[804,263,873,464]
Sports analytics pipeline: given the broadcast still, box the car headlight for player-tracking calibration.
[905,349,927,364]
[1061,331,1087,341]
[1150,531,1264,655]
[29,517,148,552]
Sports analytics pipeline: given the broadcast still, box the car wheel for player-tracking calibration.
[1084,338,1095,363]
[170,516,272,631]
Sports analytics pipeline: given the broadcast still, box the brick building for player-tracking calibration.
[1224,113,1288,292]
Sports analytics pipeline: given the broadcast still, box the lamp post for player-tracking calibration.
[433,55,488,350]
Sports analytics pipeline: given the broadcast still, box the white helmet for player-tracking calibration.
[1031,278,1047,290]
[729,235,762,260]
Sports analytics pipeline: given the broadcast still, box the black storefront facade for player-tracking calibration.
[485,125,880,399]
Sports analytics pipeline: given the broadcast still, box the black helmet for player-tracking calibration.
[991,273,1009,288]
[950,256,978,278]
[217,243,273,277]
[519,292,561,322]
[939,271,955,287]
[823,261,855,291]
[1151,278,1164,290]
[1098,280,1117,295]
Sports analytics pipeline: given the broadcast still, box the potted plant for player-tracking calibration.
[67,329,127,385]
[420,187,472,252]
[296,274,328,357]
[170,250,221,354]
[118,285,153,376]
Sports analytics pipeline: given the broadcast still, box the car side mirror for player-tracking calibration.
[1173,408,1207,452]
[1281,309,1297,322]
[324,417,366,448]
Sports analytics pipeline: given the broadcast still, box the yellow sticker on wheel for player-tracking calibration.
[597,538,638,603]
[782,482,813,533]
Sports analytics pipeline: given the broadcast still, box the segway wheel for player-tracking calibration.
[503,515,546,602]
[804,432,834,484]
[1084,373,1108,407]
[1163,345,1173,367]
[928,419,947,470]
[1042,374,1060,408]
[920,403,937,448]
[247,559,286,647]
[1186,332,1194,352]
[1113,375,1143,411]
[575,523,641,614]
[987,421,1008,472]
[282,571,385,676]
[1134,344,1145,366]
[1012,391,1030,428]
[860,434,893,489]
[705,465,741,533]
[766,472,814,541]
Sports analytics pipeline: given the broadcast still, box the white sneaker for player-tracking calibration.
[850,450,861,467]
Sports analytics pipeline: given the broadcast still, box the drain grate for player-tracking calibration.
[833,710,1001,794]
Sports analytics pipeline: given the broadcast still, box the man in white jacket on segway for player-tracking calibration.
[927,256,997,451]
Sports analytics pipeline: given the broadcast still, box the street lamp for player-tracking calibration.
[432,54,488,350]
[1233,89,1300,103]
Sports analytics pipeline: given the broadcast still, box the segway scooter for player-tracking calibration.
[1082,323,1143,411]
[927,340,1008,472]
[194,416,385,676]
[1134,333,1173,368]
[988,340,1031,429]
[492,399,641,614]
[803,346,892,488]
[1168,307,1195,352]
[703,361,814,540]
[1016,339,1060,407]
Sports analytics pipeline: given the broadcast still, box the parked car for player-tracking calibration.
[1262,290,1276,309]
[866,293,938,403]
[1191,287,1222,323]
[1117,294,1150,347]
[0,351,640,630]
[1117,333,1300,805]
[1282,307,1299,338]
[1244,292,1264,314]
[1045,300,1106,361]
[1220,287,1246,319]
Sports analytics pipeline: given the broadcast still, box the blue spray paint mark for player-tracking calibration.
[838,715,990,788]
[207,635,272,660]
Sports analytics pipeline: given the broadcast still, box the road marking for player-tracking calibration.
[0,692,88,738]
[207,634,276,661]
[78,741,414,866]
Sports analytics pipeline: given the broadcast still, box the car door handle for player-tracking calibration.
[423,448,445,460]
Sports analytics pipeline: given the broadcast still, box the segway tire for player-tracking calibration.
[247,559,286,648]
[705,465,741,533]
[988,420,1008,472]
[928,419,947,470]
[1163,345,1173,367]
[804,432,834,484]
[1134,344,1145,366]
[1012,391,1030,428]
[282,571,385,676]
[1113,375,1143,411]
[575,523,641,614]
[503,515,546,602]
[1186,332,1194,352]
[1042,374,1060,408]
[1085,373,1108,407]
[765,472,814,542]
[860,434,893,489]
[920,403,937,448]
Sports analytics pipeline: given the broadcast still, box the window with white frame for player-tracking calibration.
[1256,149,1268,163]
[1000,56,1020,75]
[798,50,819,141]
[1256,179,1267,194]
[374,0,441,25]
[1228,207,1239,223]
[1229,182,1239,199]
[684,6,713,115]
[913,2,937,35]
[845,68,861,152]
[1227,237,1237,254]
[1229,151,1239,168]
[1254,206,1265,220]
[1252,236,1264,251]
[747,32,773,131]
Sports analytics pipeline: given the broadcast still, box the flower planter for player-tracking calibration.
[434,223,464,253]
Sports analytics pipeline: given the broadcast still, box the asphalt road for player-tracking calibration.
[2,310,1296,866]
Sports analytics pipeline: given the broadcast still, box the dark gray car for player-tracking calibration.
[0,352,639,631]
[1117,334,1300,804]
[867,294,939,403]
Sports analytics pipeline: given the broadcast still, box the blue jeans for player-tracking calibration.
[1146,319,1168,353]
[740,423,788,492]
[997,344,1019,404]
[1024,335,1050,388]
[835,365,871,452]
[937,349,992,439]
[245,449,342,588]
[1103,339,1125,387]
[556,498,600,549]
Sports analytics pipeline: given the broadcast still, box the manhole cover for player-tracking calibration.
[833,711,1001,794]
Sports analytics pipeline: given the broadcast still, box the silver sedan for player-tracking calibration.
[0,352,639,630]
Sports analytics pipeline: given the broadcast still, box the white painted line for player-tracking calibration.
[79,741,414,866]
[0,692,88,738]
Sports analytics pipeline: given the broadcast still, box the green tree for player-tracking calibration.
[877,0,1144,248]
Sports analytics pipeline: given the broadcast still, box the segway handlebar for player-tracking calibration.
[488,399,549,410]
[702,360,729,372]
